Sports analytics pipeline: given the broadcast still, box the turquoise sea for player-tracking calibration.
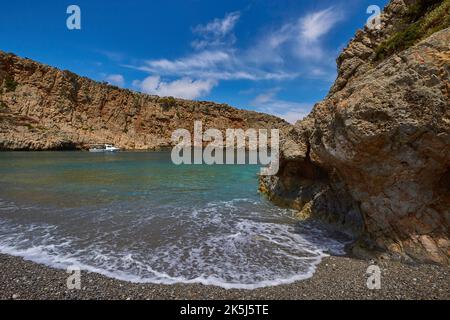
[0,152,348,289]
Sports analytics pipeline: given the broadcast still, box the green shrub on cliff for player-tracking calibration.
[375,0,450,61]
[405,0,443,22]
[4,76,18,92]
[159,96,177,111]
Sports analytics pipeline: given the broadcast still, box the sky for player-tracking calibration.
[0,0,389,123]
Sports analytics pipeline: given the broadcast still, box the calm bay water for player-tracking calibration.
[0,152,348,289]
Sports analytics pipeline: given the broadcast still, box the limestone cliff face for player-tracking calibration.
[0,52,286,150]
[261,0,450,264]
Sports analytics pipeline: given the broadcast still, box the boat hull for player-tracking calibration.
[89,149,120,152]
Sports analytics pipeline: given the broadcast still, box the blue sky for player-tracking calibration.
[0,0,388,122]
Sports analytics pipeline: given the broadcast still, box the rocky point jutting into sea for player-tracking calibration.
[0,0,449,270]
[260,0,450,265]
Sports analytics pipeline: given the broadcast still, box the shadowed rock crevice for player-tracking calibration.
[259,128,365,238]
[260,0,449,264]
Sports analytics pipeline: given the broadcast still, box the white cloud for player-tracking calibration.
[132,76,217,100]
[143,50,230,74]
[105,74,125,87]
[127,50,297,81]
[126,8,344,85]
[300,7,342,42]
[126,7,343,106]
[192,11,241,49]
[250,89,312,124]
[251,89,279,105]
[296,7,344,60]
[259,101,311,124]
[193,11,240,36]
[247,7,343,67]
[244,28,288,66]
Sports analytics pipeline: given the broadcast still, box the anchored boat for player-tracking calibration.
[89,144,120,152]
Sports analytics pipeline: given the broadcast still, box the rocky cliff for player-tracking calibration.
[0,53,286,150]
[260,0,450,264]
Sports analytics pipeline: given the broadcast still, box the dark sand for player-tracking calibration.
[0,253,448,300]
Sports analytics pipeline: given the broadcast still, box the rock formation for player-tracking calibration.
[0,53,286,150]
[1,0,448,265]
[260,0,450,264]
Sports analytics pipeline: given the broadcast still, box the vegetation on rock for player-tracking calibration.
[0,50,285,151]
[4,76,18,92]
[375,0,450,60]
[158,96,177,111]
[262,0,450,264]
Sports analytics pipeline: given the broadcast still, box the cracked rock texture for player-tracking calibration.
[0,52,286,150]
[261,0,450,264]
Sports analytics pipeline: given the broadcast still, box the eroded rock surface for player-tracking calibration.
[0,52,286,150]
[261,0,450,264]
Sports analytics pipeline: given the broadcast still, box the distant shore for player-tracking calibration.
[0,253,448,300]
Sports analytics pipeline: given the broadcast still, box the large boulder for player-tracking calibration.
[261,0,450,264]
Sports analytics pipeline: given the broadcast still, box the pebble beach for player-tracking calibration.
[1,253,448,300]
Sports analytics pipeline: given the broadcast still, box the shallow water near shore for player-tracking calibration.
[0,151,350,289]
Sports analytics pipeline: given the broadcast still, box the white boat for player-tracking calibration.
[89,144,120,152]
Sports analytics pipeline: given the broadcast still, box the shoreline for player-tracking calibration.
[0,252,448,300]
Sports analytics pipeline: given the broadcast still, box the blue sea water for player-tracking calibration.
[0,151,348,289]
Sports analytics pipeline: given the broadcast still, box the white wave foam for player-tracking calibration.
[0,240,327,289]
[0,197,349,290]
